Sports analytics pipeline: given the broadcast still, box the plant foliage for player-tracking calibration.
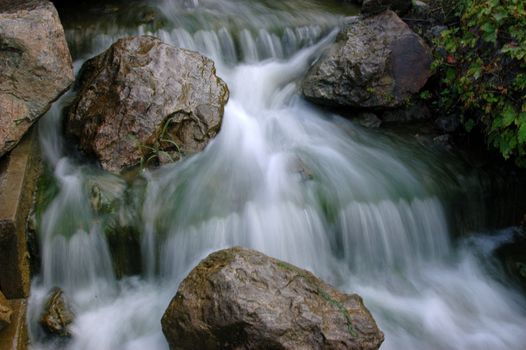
[434,0,526,166]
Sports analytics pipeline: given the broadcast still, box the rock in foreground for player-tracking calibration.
[65,36,229,172]
[39,288,74,337]
[0,0,74,158]
[302,10,431,109]
[162,247,384,350]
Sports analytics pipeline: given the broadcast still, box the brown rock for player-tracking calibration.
[162,247,384,350]
[0,298,27,350]
[302,11,432,109]
[39,287,74,337]
[0,291,12,330]
[65,35,229,173]
[0,130,40,299]
[0,0,73,158]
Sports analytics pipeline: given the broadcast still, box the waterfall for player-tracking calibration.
[29,1,526,349]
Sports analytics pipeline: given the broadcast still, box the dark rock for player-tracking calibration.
[355,112,382,128]
[362,0,412,15]
[0,0,73,158]
[86,175,145,277]
[162,247,384,350]
[39,288,74,337]
[65,36,229,173]
[435,115,461,133]
[411,0,431,17]
[381,102,431,123]
[495,232,526,292]
[302,11,432,110]
[432,134,453,149]
[423,25,448,44]
[0,291,12,331]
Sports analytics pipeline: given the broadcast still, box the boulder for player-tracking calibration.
[0,291,12,331]
[0,0,73,158]
[65,36,229,173]
[361,0,412,15]
[161,247,384,350]
[39,288,74,337]
[302,11,432,109]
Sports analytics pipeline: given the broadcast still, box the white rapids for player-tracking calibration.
[28,1,526,349]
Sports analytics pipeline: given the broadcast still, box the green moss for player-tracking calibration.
[34,165,59,223]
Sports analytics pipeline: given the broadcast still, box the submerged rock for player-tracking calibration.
[0,0,73,158]
[65,35,229,173]
[162,247,384,350]
[39,288,74,337]
[302,10,431,110]
[355,112,382,128]
[0,291,12,330]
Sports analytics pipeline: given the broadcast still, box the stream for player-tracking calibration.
[28,0,526,349]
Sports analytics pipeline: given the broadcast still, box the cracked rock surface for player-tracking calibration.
[65,35,229,172]
[162,247,384,350]
[0,0,73,157]
[302,10,431,109]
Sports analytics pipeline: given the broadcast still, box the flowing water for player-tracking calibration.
[28,0,526,349]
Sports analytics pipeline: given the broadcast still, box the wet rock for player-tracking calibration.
[0,130,40,299]
[162,247,384,350]
[302,11,432,110]
[432,134,453,149]
[435,115,461,133]
[355,112,382,128]
[39,288,74,337]
[362,0,412,15]
[0,291,12,330]
[65,36,229,173]
[381,102,431,123]
[0,298,27,350]
[495,232,526,292]
[411,0,430,17]
[0,0,73,158]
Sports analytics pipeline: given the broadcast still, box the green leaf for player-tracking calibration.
[493,8,508,23]
[465,119,476,132]
[519,123,526,144]
[501,105,517,127]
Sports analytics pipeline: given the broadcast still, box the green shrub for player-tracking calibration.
[434,0,526,166]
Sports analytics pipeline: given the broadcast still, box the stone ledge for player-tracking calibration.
[0,128,40,299]
[0,299,28,350]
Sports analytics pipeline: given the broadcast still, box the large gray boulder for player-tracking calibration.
[302,10,432,109]
[65,36,229,173]
[162,247,384,350]
[0,0,74,158]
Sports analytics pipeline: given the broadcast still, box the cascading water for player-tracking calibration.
[28,0,526,349]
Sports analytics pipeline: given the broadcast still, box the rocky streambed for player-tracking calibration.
[1,0,526,350]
